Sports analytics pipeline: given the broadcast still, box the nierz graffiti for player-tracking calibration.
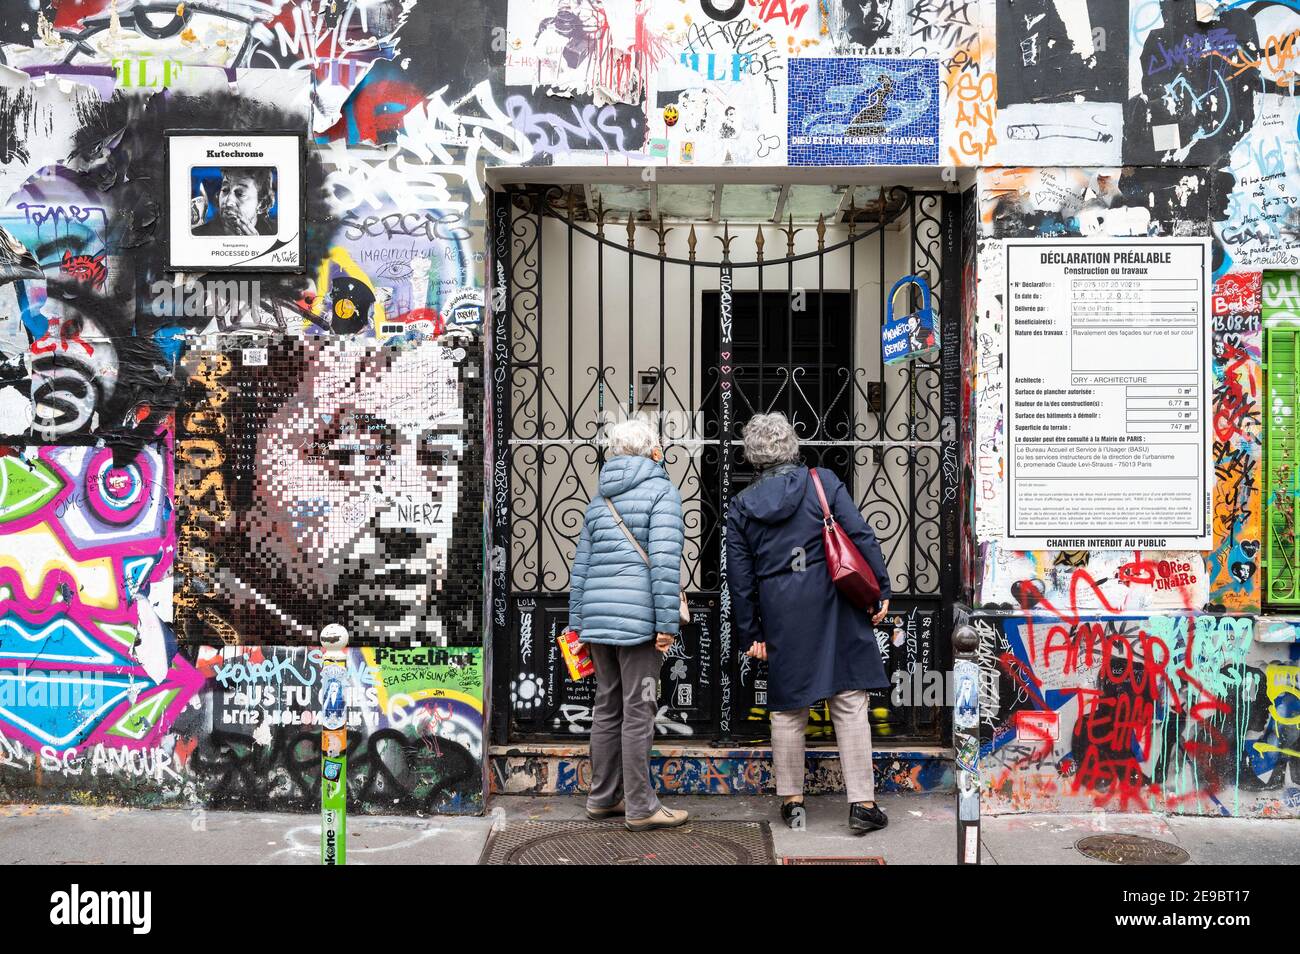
[176,337,482,648]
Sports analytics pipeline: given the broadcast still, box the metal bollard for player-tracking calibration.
[320,624,350,866]
[952,623,981,865]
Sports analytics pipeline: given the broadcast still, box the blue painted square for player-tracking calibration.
[788,57,939,166]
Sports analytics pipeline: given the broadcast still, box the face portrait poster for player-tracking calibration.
[165,131,304,272]
[175,337,482,647]
[787,57,939,166]
[829,0,912,55]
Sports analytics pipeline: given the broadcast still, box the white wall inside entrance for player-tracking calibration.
[510,209,942,598]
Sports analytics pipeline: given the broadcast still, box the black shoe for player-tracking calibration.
[849,802,887,833]
[780,799,806,829]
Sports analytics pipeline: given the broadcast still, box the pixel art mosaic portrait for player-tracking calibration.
[176,337,483,647]
[788,57,940,166]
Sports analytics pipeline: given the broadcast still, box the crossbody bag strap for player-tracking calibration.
[604,496,651,567]
[808,468,834,523]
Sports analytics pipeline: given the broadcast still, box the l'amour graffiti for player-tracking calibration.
[972,582,1299,817]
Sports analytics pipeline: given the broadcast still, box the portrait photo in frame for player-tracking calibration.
[165,130,305,272]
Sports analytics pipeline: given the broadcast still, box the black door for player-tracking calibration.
[702,288,855,485]
[702,289,866,741]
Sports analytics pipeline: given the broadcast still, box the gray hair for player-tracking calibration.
[605,418,660,458]
[741,412,799,468]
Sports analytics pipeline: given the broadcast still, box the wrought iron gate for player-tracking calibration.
[488,185,962,747]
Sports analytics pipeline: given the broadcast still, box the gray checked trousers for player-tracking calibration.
[770,689,876,804]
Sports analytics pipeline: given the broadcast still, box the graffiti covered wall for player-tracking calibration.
[0,1,492,813]
[973,599,1298,818]
[1,642,485,814]
[0,0,1296,818]
[966,1,1300,816]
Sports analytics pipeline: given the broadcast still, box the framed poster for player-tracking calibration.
[1004,237,1213,551]
[165,130,304,272]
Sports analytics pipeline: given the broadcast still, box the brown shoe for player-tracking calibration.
[586,800,625,820]
[625,807,690,831]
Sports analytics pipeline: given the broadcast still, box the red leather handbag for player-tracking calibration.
[808,468,882,611]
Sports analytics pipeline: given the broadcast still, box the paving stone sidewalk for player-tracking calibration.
[1,794,1296,865]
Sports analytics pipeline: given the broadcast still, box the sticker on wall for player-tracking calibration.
[953,659,979,730]
[828,0,913,56]
[1014,710,1060,742]
[996,102,1123,167]
[328,276,375,335]
[664,105,680,127]
[882,275,938,365]
[787,57,939,166]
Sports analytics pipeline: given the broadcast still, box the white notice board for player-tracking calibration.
[1004,237,1212,551]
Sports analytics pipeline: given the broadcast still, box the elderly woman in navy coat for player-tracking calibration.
[726,412,892,832]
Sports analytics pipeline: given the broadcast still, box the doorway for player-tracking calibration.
[488,181,960,747]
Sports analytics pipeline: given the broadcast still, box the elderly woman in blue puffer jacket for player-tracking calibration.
[569,418,686,831]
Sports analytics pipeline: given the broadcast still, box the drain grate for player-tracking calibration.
[782,856,886,865]
[1075,834,1190,865]
[478,820,776,865]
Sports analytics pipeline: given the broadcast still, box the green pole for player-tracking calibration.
[320,624,349,865]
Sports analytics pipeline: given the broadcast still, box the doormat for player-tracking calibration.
[1074,834,1190,865]
[781,856,886,865]
[477,819,776,865]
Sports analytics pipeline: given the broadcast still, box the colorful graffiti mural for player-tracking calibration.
[0,436,201,773]
[973,578,1298,816]
[0,641,485,814]
[1208,271,1262,612]
[491,746,953,797]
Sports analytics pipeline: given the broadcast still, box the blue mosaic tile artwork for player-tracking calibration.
[788,57,940,166]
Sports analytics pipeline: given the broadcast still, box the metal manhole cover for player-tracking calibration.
[1075,834,1189,865]
[782,856,886,865]
[478,820,776,865]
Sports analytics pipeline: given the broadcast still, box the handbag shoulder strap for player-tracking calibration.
[807,468,834,523]
[604,496,651,567]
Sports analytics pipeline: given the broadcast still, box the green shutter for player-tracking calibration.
[1265,325,1300,606]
